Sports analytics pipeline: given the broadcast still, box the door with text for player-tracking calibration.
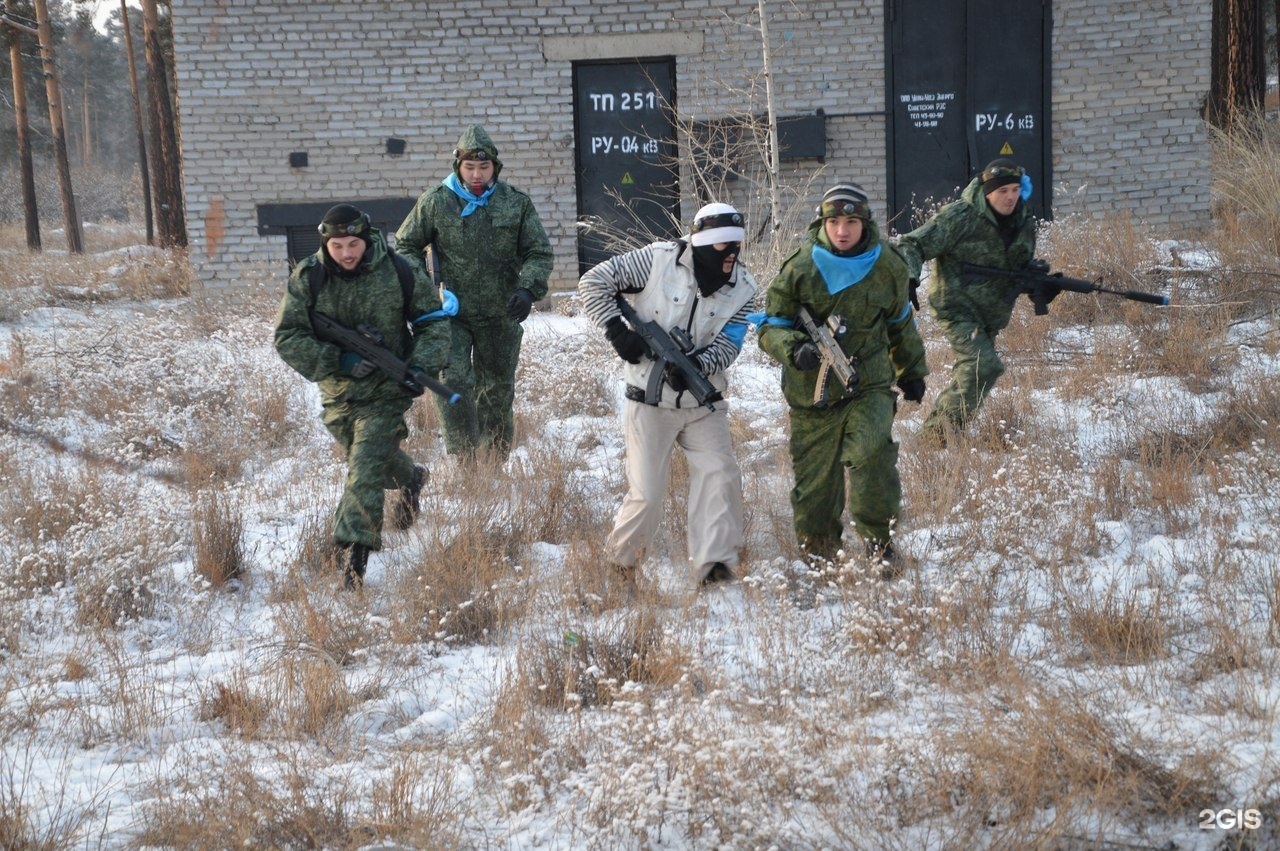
[573,59,680,275]
[886,0,1050,229]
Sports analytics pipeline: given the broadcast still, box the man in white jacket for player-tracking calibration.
[578,203,758,590]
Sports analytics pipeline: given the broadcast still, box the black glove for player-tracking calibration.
[1027,280,1062,315]
[897,377,926,403]
[605,316,647,364]
[793,341,822,371]
[664,362,689,393]
[404,368,429,398]
[339,351,376,379]
[908,277,920,311]
[505,287,534,322]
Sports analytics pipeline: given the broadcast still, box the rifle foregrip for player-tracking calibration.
[407,368,462,404]
[1126,291,1170,306]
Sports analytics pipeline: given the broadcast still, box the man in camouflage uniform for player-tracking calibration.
[275,204,452,588]
[896,158,1054,445]
[758,184,928,570]
[396,125,554,462]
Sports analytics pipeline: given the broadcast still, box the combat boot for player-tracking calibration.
[700,562,737,587]
[864,540,901,581]
[391,464,428,530]
[340,543,369,590]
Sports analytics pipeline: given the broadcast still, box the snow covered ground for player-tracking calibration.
[1,237,1279,848]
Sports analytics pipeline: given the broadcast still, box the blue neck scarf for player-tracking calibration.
[443,173,496,217]
[811,243,882,295]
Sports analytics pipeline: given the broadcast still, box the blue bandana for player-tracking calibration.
[443,173,496,217]
[811,243,882,295]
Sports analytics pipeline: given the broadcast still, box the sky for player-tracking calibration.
[90,0,141,33]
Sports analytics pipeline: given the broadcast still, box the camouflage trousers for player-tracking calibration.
[322,397,417,550]
[435,317,523,460]
[788,390,900,557]
[922,318,1006,437]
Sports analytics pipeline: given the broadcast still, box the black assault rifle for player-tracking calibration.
[616,297,723,411]
[310,311,462,404]
[962,262,1170,316]
[796,306,860,406]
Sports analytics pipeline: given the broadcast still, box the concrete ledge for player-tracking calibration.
[541,32,703,62]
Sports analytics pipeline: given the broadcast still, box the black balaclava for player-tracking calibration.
[692,242,739,296]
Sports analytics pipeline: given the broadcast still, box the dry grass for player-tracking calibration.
[5,128,1280,846]
[910,681,1223,842]
[1210,112,1280,260]
[1061,586,1171,666]
[196,677,270,739]
[192,488,246,586]
[518,607,691,710]
[135,754,363,848]
[134,740,466,847]
[0,230,190,314]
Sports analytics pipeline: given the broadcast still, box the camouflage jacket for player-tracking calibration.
[273,228,451,405]
[896,177,1038,331]
[759,217,928,410]
[395,183,553,324]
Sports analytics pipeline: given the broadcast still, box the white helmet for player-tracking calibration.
[689,203,745,247]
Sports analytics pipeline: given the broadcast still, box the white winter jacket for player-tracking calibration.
[579,240,758,410]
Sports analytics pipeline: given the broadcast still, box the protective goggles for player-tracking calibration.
[982,164,1025,182]
[819,199,871,220]
[691,211,744,234]
[317,212,370,239]
[453,148,493,161]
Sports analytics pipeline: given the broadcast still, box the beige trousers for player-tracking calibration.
[606,401,745,577]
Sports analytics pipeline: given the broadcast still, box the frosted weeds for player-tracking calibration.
[0,245,1278,848]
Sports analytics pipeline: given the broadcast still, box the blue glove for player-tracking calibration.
[339,351,376,379]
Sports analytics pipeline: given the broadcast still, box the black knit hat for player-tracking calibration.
[980,159,1024,194]
[317,204,371,241]
[817,182,872,221]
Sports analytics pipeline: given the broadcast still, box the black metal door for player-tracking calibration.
[573,59,680,275]
[886,0,1050,228]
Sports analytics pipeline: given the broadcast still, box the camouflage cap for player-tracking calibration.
[452,124,503,177]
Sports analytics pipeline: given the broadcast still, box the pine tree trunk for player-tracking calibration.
[33,0,83,253]
[122,0,154,245]
[1208,0,1267,126]
[142,0,187,248]
[5,0,41,250]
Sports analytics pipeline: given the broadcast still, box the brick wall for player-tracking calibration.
[1052,0,1211,224]
[169,0,1210,295]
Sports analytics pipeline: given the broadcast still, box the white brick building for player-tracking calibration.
[169,0,1211,294]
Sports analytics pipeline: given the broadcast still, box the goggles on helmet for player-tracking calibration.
[454,148,493,161]
[691,211,744,234]
[819,199,871,220]
[982,164,1025,182]
[317,213,370,239]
